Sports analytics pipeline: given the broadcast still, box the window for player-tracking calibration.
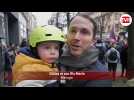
[0,16,5,38]
[115,24,119,33]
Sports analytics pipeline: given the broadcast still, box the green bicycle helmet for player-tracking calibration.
[29,25,65,47]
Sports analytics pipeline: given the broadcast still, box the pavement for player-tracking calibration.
[111,63,128,87]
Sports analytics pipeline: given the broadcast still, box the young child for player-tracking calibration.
[12,25,65,87]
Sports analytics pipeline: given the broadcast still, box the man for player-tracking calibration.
[59,13,112,87]
[95,39,107,65]
[4,43,16,86]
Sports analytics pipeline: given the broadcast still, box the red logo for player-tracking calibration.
[122,16,130,23]
[120,14,132,26]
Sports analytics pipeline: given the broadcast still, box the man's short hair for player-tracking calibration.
[68,13,97,39]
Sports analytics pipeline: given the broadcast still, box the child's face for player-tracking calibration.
[37,41,60,64]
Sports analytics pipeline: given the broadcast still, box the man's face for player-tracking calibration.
[67,16,94,57]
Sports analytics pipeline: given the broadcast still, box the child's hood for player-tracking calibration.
[12,53,56,86]
[13,47,55,74]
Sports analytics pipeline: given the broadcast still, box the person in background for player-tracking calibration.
[105,39,120,80]
[20,39,28,48]
[95,39,107,65]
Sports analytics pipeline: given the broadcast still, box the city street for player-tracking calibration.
[0,12,131,87]
[112,63,128,87]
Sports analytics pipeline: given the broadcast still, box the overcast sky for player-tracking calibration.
[32,12,68,34]
[32,12,53,26]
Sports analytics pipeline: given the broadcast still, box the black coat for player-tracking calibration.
[120,46,128,67]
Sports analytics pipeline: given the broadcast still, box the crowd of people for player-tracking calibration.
[2,13,128,87]
[94,31,128,80]
[3,39,27,86]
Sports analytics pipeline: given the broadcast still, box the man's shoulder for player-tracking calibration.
[108,48,118,53]
[111,48,120,54]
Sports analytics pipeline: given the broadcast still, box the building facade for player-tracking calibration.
[0,12,37,46]
[0,12,37,83]
[83,12,126,39]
